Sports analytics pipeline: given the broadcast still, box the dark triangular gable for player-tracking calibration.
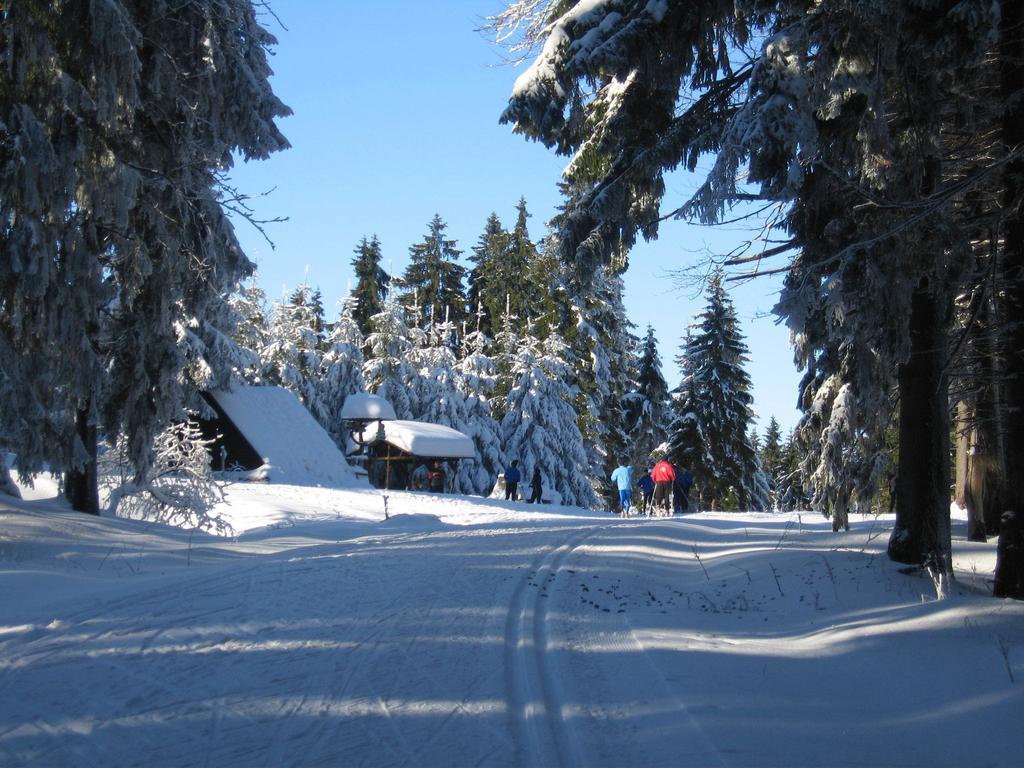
[195,392,264,471]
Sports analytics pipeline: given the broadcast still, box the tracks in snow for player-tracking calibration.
[505,526,598,768]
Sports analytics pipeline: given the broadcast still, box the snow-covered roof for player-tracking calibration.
[371,420,475,459]
[209,385,358,487]
[340,392,397,421]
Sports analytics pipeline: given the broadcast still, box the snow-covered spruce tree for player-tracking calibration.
[0,0,289,513]
[263,285,327,424]
[227,280,272,383]
[495,0,757,280]
[362,288,422,420]
[759,416,785,508]
[490,298,522,422]
[665,331,708,500]
[501,324,600,509]
[398,215,468,332]
[318,298,366,448]
[503,198,543,326]
[667,273,768,510]
[350,235,389,337]
[468,213,509,339]
[776,428,811,511]
[624,325,671,470]
[457,321,507,495]
[408,316,480,494]
[562,264,636,505]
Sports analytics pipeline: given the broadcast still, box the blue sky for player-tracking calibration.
[228,1,802,434]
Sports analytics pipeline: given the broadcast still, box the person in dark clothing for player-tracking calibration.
[637,470,655,516]
[528,466,543,503]
[504,460,521,500]
[428,461,446,493]
[676,467,693,512]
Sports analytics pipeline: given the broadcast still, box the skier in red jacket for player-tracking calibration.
[650,460,676,517]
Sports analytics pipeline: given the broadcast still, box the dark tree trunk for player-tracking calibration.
[994,0,1024,599]
[65,404,99,515]
[888,283,952,575]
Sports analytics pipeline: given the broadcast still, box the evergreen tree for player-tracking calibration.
[776,428,810,511]
[760,416,785,508]
[264,286,326,424]
[363,289,422,420]
[319,298,366,448]
[503,198,541,323]
[226,280,272,384]
[410,317,480,494]
[625,325,671,469]
[490,299,522,422]
[399,215,468,332]
[501,327,600,509]
[0,0,289,512]
[665,331,709,502]
[457,327,507,495]
[350,235,388,336]
[667,273,768,510]
[563,265,635,506]
[468,214,508,338]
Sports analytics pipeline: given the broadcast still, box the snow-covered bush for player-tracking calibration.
[101,421,230,535]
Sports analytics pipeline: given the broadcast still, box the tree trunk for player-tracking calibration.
[994,0,1024,599]
[955,400,987,542]
[65,404,99,515]
[888,283,952,576]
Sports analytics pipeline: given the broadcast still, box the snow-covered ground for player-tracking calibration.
[1,484,1021,767]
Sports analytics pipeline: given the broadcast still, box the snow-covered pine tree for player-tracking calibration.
[468,213,508,339]
[623,325,671,471]
[503,198,542,325]
[665,330,709,501]
[759,416,784,509]
[319,298,366,448]
[227,280,272,383]
[667,273,768,511]
[399,215,468,331]
[501,325,600,509]
[457,318,507,495]
[362,288,422,420]
[562,264,635,506]
[0,0,289,512]
[263,285,327,424]
[775,428,810,511]
[409,314,479,494]
[490,297,522,422]
[350,235,389,337]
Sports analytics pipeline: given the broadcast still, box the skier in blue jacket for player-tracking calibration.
[504,460,521,501]
[610,461,634,517]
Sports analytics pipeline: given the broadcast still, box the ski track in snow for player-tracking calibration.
[504,525,599,768]
[2,495,1023,767]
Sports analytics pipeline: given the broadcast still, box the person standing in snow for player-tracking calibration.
[610,461,634,517]
[428,461,446,493]
[651,459,676,516]
[504,460,521,500]
[676,466,694,512]
[411,462,429,491]
[528,465,543,504]
[637,468,655,516]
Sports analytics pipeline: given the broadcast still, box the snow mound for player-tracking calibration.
[211,385,360,488]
